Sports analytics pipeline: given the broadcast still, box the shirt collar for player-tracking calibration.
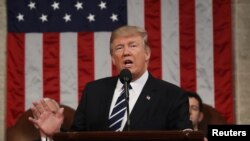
[116,70,149,94]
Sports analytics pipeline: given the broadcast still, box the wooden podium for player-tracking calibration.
[53,130,204,141]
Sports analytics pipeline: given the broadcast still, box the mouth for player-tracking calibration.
[123,59,133,68]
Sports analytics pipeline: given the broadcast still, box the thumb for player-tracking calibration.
[28,116,37,125]
[56,107,64,117]
[59,107,64,114]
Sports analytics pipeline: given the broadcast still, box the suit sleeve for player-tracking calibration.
[168,90,193,130]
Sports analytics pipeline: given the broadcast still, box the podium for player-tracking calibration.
[53,130,204,141]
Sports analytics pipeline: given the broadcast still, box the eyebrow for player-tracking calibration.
[128,40,136,44]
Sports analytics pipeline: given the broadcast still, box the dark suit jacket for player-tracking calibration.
[70,73,192,131]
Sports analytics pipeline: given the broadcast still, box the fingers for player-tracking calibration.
[31,98,61,118]
[30,99,51,123]
[40,99,50,111]
[57,108,64,117]
[30,103,43,129]
[33,101,44,114]
[32,98,52,115]
[28,116,38,125]
[28,116,41,129]
[31,106,39,119]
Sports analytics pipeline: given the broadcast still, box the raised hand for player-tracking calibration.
[28,99,64,137]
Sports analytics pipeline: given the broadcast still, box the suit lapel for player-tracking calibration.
[129,74,157,129]
[99,77,118,129]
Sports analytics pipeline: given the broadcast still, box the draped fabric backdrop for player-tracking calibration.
[6,0,234,127]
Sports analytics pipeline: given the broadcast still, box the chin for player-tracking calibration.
[122,67,132,71]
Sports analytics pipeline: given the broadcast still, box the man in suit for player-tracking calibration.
[186,91,208,141]
[186,91,204,131]
[29,25,192,138]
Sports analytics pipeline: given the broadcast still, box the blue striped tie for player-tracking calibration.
[108,86,130,131]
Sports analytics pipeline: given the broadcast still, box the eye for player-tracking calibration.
[129,43,137,48]
[190,105,199,111]
[114,45,123,51]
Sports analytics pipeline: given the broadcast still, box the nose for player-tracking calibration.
[122,46,131,56]
[189,107,192,115]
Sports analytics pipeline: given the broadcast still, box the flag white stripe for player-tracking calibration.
[60,33,78,109]
[195,0,214,106]
[127,0,144,28]
[161,0,180,86]
[25,33,43,110]
[94,32,112,79]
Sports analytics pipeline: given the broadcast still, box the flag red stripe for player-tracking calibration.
[213,0,234,123]
[6,33,25,127]
[179,0,196,91]
[78,32,95,101]
[145,0,162,79]
[43,33,60,102]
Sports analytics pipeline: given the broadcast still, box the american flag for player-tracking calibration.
[6,0,234,127]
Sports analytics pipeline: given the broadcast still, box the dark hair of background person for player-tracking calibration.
[186,91,203,112]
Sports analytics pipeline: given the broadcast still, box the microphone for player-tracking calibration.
[119,69,132,131]
[119,69,132,84]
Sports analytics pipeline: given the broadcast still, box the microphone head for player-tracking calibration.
[119,69,132,84]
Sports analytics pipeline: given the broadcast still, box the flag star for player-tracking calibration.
[110,13,118,22]
[87,13,95,22]
[75,1,83,10]
[16,13,24,22]
[63,13,71,22]
[40,14,48,22]
[98,1,107,10]
[28,1,36,10]
[51,1,60,10]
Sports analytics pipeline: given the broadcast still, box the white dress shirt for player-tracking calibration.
[41,136,53,141]
[109,70,149,131]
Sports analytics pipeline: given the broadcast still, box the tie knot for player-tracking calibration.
[122,84,132,91]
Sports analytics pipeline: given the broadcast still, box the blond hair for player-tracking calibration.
[109,25,149,54]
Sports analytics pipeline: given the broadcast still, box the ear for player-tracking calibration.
[111,55,116,66]
[145,47,151,61]
[198,112,204,122]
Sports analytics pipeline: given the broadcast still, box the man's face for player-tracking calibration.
[189,97,203,130]
[111,34,150,81]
